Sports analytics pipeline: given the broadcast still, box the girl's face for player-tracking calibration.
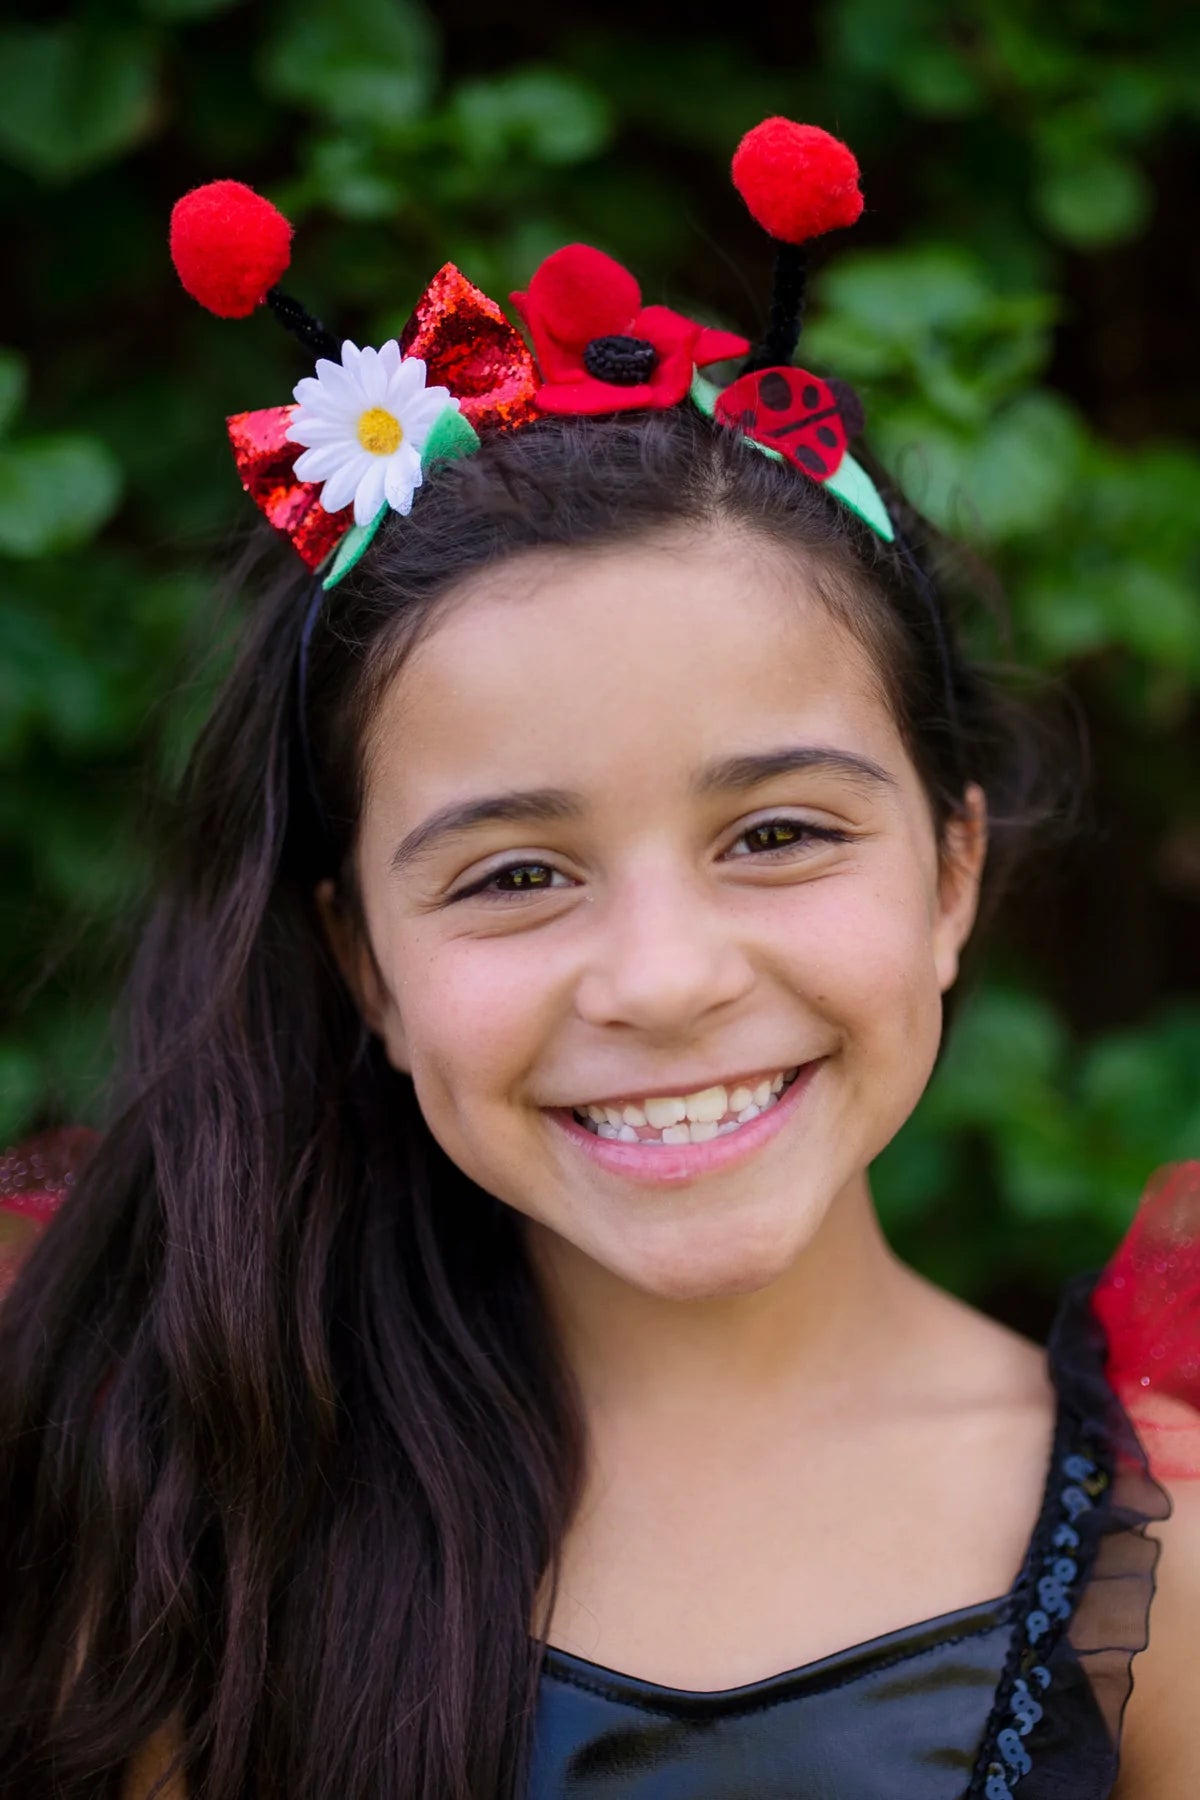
[339,527,985,1301]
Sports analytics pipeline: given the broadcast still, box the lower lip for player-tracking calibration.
[548,1061,822,1188]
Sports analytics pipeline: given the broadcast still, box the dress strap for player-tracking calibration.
[968,1243,1174,1798]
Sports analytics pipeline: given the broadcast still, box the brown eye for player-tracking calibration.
[493,863,555,890]
[726,819,851,861]
[746,821,802,852]
[450,859,576,904]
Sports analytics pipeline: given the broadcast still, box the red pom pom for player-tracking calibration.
[732,119,863,245]
[169,180,293,319]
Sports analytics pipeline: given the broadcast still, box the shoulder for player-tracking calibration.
[1115,1474,1200,1796]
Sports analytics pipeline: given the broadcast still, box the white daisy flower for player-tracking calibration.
[286,341,458,527]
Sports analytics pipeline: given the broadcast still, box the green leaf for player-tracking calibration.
[817,247,998,348]
[0,351,27,438]
[449,69,612,166]
[929,987,1068,1130]
[0,1040,43,1144]
[140,0,243,16]
[966,391,1085,540]
[262,0,437,132]
[0,25,158,182]
[1035,145,1152,247]
[0,436,122,558]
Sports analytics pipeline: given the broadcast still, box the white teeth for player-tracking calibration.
[684,1085,727,1123]
[574,1068,800,1145]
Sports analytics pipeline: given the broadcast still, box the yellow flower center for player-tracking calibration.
[356,406,402,455]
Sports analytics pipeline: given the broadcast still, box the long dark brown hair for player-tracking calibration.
[0,407,1076,1798]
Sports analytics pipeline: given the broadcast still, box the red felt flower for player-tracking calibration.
[511,244,748,415]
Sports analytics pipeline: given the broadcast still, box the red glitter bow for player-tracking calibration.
[227,265,539,567]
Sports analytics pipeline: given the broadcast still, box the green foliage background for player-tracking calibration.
[2,0,1197,1323]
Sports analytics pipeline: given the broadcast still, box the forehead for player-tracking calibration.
[364,528,908,812]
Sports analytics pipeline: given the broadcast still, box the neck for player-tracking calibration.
[524,1173,925,1428]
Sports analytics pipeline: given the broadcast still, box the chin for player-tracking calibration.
[604,1210,814,1303]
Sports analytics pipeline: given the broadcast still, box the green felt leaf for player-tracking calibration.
[688,369,721,417]
[421,405,479,467]
[0,435,122,557]
[824,453,895,541]
[322,504,387,591]
[0,352,27,438]
[262,0,436,131]
[0,25,158,182]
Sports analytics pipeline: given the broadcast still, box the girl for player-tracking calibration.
[1,119,1197,1800]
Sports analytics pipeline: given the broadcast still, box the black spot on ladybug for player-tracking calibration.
[801,383,820,408]
[757,372,792,411]
[793,445,826,474]
[827,377,865,440]
[817,425,838,447]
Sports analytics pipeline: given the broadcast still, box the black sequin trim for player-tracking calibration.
[968,1425,1112,1798]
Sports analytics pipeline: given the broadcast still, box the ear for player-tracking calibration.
[931,782,988,994]
[314,878,411,1071]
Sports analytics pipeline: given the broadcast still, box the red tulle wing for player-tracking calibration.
[0,1128,96,1299]
[1093,1160,1200,1482]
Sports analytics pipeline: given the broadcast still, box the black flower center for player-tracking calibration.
[582,334,659,385]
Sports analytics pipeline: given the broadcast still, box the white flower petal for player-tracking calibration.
[353,457,389,527]
[385,446,424,515]
[319,454,372,514]
[340,340,364,375]
[356,345,390,404]
[294,443,355,482]
[391,356,428,403]
[400,392,452,446]
[306,360,359,411]
[286,417,356,448]
[378,340,401,378]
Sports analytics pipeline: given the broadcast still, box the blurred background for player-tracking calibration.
[1,0,1197,1326]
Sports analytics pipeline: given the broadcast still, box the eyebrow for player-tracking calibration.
[388,745,895,874]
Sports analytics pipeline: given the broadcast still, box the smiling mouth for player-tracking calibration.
[570,1068,802,1147]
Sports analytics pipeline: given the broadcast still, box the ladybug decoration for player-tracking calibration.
[702,118,895,542]
[713,367,864,481]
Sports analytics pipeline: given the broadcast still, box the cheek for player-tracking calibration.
[780,867,944,1053]
[388,928,563,1104]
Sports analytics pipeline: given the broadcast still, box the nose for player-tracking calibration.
[573,867,756,1039]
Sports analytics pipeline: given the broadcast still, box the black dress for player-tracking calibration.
[526,1275,1169,1799]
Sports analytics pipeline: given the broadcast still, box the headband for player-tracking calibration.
[169,116,896,594]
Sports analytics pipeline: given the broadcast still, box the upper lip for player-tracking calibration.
[555,1061,811,1112]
